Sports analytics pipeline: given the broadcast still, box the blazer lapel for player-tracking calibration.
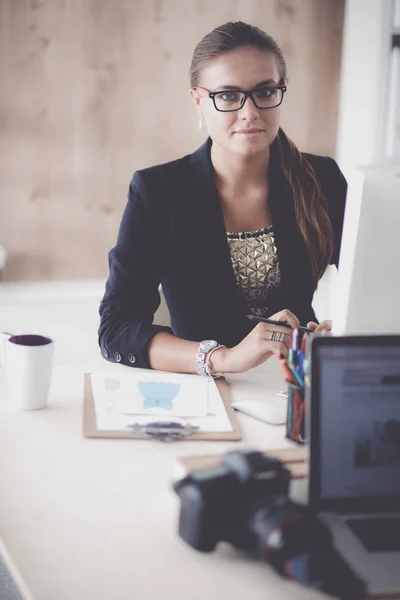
[188,139,251,338]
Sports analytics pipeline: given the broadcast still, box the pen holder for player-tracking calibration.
[286,383,306,444]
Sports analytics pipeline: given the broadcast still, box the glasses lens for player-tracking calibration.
[252,87,283,108]
[214,91,244,111]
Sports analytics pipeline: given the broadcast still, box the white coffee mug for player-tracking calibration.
[0,332,54,410]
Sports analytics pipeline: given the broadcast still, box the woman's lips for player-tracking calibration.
[234,129,264,135]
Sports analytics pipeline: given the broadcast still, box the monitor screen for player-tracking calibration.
[332,163,400,336]
[316,341,400,503]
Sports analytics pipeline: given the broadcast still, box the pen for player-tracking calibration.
[274,354,297,384]
[297,350,305,377]
[288,348,297,367]
[292,328,299,351]
[246,315,314,334]
[300,334,308,354]
[288,363,305,387]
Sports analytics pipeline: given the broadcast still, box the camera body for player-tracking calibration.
[173,450,291,553]
[173,450,367,600]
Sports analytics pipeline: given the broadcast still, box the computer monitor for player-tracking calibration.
[309,334,400,513]
[332,162,400,336]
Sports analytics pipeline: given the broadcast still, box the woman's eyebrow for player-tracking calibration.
[213,79,279,91]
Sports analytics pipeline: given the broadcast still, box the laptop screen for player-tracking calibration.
[310,337,400,510]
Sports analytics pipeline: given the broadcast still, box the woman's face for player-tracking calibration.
[191,47,284,157]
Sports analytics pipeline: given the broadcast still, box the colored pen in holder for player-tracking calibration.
[275,327,312,445]
[286,382,306,444]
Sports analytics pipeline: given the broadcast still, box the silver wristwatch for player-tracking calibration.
[196,340,218,376]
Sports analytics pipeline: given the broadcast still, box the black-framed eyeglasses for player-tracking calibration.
[195,85,287,112]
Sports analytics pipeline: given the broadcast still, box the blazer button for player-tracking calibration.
[128,353,136,364]
[114,351,122,363]
[103,348,109,359]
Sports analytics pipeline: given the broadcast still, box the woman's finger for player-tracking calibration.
[270,308,300,330]
[274,341,289,358]
[307,320,332,332]
[255,322,293,337]
[260,330,291,355]
[315,319,332,332]
[283,334,291,353]
[259,326,292,345]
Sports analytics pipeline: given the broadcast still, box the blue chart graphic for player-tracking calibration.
[137,381,181,410]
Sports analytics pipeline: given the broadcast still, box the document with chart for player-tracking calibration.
[87,369,235,435]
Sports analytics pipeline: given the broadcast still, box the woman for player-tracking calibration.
[98,21,347,377]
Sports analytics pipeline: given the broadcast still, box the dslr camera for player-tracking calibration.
[173,450,366,600]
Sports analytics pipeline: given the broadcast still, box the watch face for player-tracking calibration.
[200,340,218,352]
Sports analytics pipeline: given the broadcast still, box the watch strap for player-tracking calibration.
[205,345,226,378]
[196,340,218,376]
[195,348,208,377]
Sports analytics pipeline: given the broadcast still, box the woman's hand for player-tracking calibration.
[213,309,300,374]
[307,319,332,333]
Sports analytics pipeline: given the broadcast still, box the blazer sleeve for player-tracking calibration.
[98,172,173,368]
[325,157,348,268]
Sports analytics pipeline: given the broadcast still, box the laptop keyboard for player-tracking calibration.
[346,517,400,552]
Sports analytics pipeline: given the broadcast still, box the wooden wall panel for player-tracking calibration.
[0,0,345,280]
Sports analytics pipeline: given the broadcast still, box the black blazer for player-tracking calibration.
[98,137,347,368]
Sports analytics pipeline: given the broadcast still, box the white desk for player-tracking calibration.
[0,281,325,600]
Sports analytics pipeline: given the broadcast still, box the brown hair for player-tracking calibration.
[190,21,333,285]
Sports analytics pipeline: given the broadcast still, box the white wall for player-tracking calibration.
[336,0,395,177]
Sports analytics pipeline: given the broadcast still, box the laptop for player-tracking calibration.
[308,335,400,596]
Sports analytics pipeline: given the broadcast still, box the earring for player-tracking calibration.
[198,113,203,131]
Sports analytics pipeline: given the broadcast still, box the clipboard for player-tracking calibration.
[83,373,241,441]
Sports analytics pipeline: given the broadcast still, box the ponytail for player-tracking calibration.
[277,129,333,285]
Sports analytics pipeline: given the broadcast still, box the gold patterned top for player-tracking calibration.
[226,225,281,317]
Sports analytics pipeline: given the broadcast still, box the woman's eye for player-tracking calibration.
[219,91,241,103]
[255,88,275,100]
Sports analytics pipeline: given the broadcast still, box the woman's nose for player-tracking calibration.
[239,95,260,119]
